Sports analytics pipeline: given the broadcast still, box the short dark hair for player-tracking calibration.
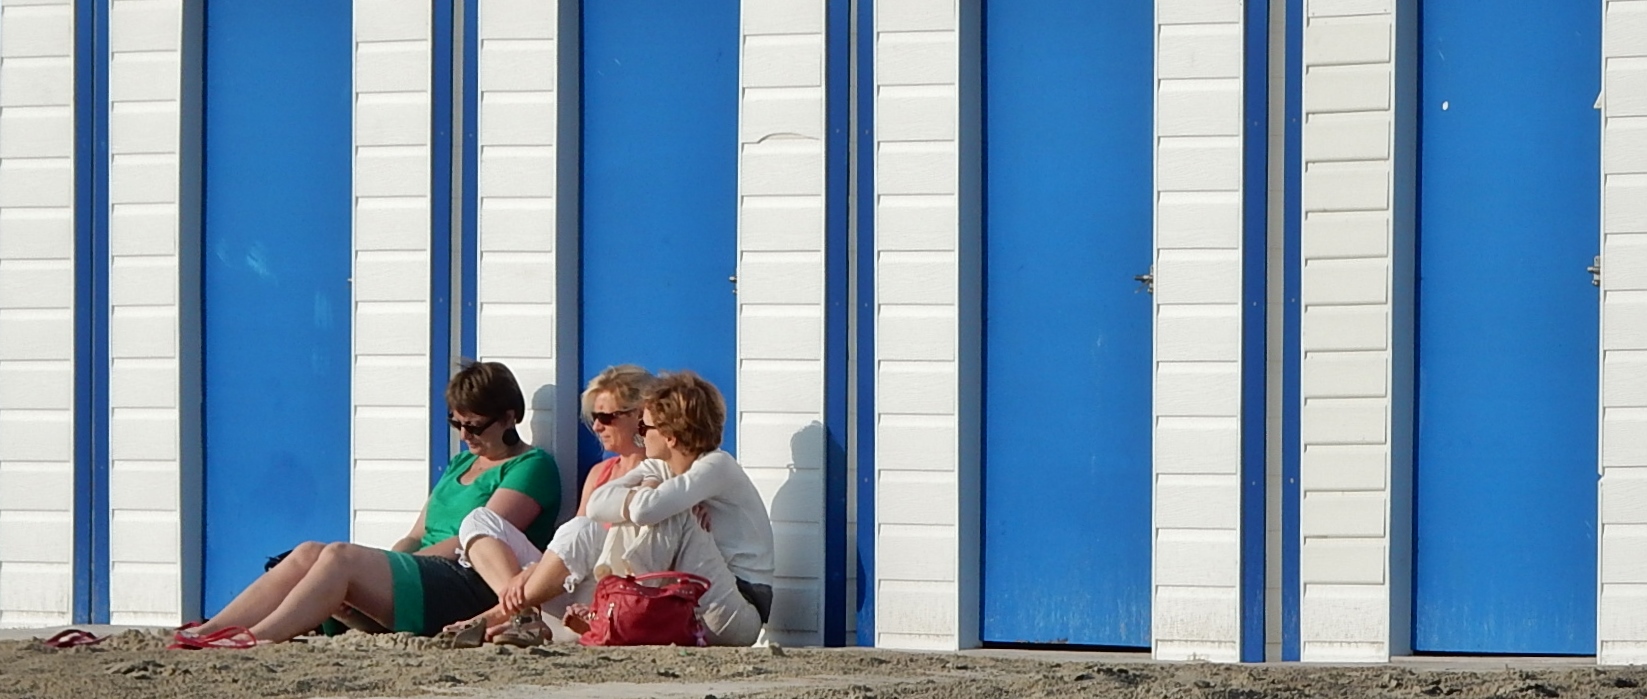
[643,371,725,456]
[445,360,525,423]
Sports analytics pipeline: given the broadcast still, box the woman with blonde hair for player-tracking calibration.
[586,370,776,646]
[440,364,655,645]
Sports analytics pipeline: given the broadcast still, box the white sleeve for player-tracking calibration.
[622,454,740,526]
[586,462,650,524]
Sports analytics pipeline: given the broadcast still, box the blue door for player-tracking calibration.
[981,1,1154,647]
[579,0,739,467]
[1414,1,1600,654]
[201,0,353,614]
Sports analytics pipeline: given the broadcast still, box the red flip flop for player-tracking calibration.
[169,626,257,650]
[42,629,103,648]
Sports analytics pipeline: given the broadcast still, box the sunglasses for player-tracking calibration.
[637,420,660,437]
[448,414,498,436]
[590,409,635,426]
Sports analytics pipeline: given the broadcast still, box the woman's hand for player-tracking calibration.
[499,568,532,614]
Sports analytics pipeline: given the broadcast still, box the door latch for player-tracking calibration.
[1588,256,1601,287]
[1134,266,1154,295]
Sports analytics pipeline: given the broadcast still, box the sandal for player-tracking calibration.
[42,629,103,649]
[434,617,487,649]
[169,626,257,650]
[491,610,545,648]
[562,604,593,636]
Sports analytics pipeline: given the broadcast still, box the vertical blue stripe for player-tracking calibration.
[71,0,112,625]
[459,0,479,363]
[430,0,455,487]
[822,0,851,649]
[1239,0,1270,664]
[90,0,110,626]
[70,0,97,626]
[1281,0,1304,662]
[853,0,876,648]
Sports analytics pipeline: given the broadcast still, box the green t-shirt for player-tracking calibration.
[421,447,560,550]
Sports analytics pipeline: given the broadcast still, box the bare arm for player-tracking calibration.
[575,463,604,517]
[484,487,543,533]
[392,504,431,553]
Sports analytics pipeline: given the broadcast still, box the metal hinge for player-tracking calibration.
[728,274,738,295]
[1588,255,1601,287]
[1134,265,1155,295]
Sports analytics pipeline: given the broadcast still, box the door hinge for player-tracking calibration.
[1134,265,1155,295]
[728,274,738,295]
[1589,255,1601,287]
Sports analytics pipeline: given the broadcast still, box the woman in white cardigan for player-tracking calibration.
[586,370,776,646]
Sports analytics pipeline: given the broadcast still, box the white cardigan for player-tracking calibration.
[587,449,776,588]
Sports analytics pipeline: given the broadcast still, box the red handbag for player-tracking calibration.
[578,572,711,647]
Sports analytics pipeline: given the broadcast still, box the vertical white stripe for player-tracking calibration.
[474,0,579,523]
[1599,0,1647,667]
[351,0,434,548]
[105,0,188,626]
[871,0,978,651]
[738,0,830,647]
[1151,0,1248,664]
[0,0,77,628]
[1297,0,1413,663]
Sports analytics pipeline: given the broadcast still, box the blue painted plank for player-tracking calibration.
[980,0,1154,648]
[1240,0,1270,664]
[1413,0,1600,655]
[71,0,110,625]
[578,0,739,469]
[1281,0,1304,663]
[823,0,851,648]
[854,0,877,648]
[201,0,353,616]
[431,0,455,489]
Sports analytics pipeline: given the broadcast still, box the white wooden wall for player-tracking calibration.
[738,0,830,646]
[1152,0,1248,663]
[105,0,192,625]
[0,0,77,627]
[351,0,435,549]
[474,0,579,523]
[1297,0,1413,663]
[1601,0,1647,667]
[871,0,980,651]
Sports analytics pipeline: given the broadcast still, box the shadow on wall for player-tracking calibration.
[530,383,577,524]
[765,420,832,642]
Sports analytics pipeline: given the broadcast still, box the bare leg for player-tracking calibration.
[193,541,325,636]
[464,536,524,593]
[517,552,572,610]
[246,543,396,643]
[448,551,574,631]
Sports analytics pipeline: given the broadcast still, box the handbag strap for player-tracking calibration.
[634,571,711,590]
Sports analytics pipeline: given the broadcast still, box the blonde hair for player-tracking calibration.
[642,371,725,456]
[580,364,655,425]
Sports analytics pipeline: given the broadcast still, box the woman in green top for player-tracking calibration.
[174,361,561,647]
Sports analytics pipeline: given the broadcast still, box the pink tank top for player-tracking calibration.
[586,457,622,527]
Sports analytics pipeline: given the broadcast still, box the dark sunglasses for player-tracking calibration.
[637,420,660,437]
[590,409,635,426]
[448,414,498,436]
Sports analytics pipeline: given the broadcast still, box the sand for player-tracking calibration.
[5,629,1647,699]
